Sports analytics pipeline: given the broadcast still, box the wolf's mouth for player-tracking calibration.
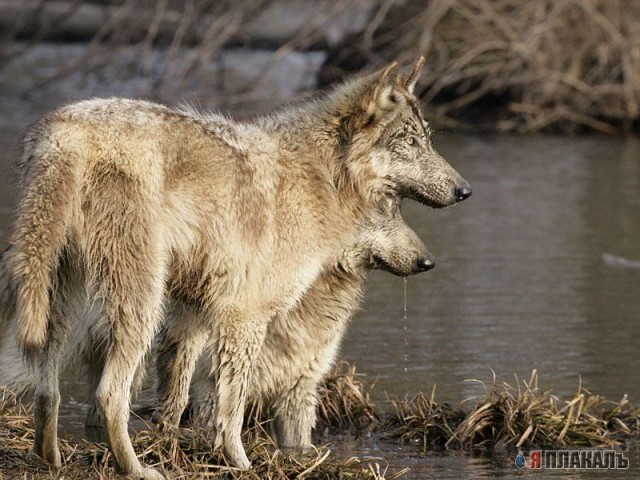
[402,185,451,209]
[371,254,407,277]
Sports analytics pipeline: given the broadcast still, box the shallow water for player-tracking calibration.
[1,131,639,478]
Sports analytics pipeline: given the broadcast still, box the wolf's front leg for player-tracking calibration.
[213,308,269,469]
[272,377,318,451]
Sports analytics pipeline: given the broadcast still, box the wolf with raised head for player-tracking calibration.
[8,57,470,478]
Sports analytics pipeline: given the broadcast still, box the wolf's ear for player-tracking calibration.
[365,61,403,122]
[404,56,426,95]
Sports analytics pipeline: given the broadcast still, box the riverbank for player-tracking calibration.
[2,362,638,479]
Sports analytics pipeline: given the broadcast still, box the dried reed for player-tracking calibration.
[382,370,640,451]
[3,364,639,478]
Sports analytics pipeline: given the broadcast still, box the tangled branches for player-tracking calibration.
[356,0,640,133]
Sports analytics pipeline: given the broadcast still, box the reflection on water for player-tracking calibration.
[1,131,639,478]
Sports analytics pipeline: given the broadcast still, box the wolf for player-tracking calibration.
[153,200,433,449]
[9,57,470,478]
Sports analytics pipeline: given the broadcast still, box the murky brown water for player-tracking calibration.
[1,130,639,478]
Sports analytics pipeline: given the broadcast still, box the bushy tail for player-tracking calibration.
[12,138,77,357]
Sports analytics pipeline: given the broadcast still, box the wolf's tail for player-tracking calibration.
[12,130,79,357]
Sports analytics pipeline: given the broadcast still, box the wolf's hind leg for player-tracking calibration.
[85,191,168,480]
[155,302,209,428]
[84,316,149,436]
[94,277,166,480]
[273,377,318,451]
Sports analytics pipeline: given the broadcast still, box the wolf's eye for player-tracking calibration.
[406,136,417,146]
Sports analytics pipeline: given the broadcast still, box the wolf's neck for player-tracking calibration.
[254,77,383,215]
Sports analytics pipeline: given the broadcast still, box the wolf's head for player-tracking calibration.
[332,57,471,208]
[340,200,433,277]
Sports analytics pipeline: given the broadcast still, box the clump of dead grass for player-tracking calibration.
[380,387,466,449]
[316,360,378,432]
[127,421,400,480]
[0,384,397,480]
[382,370,640,451]
[452,370,640,449]
[3,365,640,478]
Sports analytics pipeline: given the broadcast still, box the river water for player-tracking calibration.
[1,129,639,478]
[341,133,640,478]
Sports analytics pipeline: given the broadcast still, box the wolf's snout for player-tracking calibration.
[416,256,435,272]
[455,185,472,201]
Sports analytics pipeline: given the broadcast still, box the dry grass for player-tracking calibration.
[4,1,639,133]
[382,370,640,451]
[0,384,399,479]
[2,365,639,478]
[316,360,378,432]
[380,387,465,449]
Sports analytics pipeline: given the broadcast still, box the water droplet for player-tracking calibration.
[515,451,526,469]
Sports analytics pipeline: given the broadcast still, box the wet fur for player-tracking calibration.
[0,207,430,450]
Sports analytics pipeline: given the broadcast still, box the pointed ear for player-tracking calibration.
[365,61,403,122]
[405,56,426,94]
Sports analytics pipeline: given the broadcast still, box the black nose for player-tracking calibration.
[417,257,435,271]
[455,185,472,201]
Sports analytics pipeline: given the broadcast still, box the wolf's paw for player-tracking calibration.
[225,440,251,470]
[125,466,166,480]
[27,445,62,468]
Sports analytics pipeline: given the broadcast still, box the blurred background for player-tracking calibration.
[1,2,639,477]
[0,0,639,133]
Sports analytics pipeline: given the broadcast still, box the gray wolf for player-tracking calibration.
[8,57,470,478]
[154,201,433,450]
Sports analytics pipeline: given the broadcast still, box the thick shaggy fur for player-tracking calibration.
[156,205,433,449]
[8,58,469,478]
